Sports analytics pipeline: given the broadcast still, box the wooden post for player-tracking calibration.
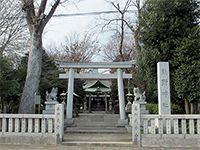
[105,94,108,112]
[89,94,92,113]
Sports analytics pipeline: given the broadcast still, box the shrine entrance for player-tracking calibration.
[83,80,111,112]
[56,61,135,126]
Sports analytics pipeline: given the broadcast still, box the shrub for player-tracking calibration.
[146,103,184,114]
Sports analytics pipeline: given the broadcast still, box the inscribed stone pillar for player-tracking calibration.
[157,62,171,115]
[66,68,75,119]
[55,104,64,141]
[117,68,126,124]
[132,101,141,146]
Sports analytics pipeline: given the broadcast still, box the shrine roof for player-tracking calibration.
[83,80,111,93]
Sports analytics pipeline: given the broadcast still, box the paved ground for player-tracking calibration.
[0,144,196,150]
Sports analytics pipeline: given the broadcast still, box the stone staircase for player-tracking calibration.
[63,112,132,147]
[62,133,132,147]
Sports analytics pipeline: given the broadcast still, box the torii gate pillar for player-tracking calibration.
[57,61,135,126]
[117,68,128,126]
[66,68,74,123]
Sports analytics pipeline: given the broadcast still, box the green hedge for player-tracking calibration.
[146,103,183,114]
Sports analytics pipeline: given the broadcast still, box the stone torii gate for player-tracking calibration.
[57,61,135,126]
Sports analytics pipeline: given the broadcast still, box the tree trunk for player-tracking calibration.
[18,32,43,114]
[184,99,190,114]
[190,102,194,114]
[119,14,125,61]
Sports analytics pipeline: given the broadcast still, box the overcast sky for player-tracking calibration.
[44,0,114,46]
[43,0,138,61]
[44,0,137,43]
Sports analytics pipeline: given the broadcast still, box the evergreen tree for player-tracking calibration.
[0,57,21,113]
[39,51,68,103]
[174,26,200,114]
[136,0,199,113]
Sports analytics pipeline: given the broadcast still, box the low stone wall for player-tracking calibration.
[141,134,200,148]
[0,133,57,145]
[140,114,200,147]
[0,104,64,145]
[131,102,200,148]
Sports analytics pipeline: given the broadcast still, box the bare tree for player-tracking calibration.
[111,0,131,61]
[18,0,65,113]
[0,0,29,58]
[131,0,143,54]
[48,32,100,63]
[103,32,135,62]
[100,0,136,62]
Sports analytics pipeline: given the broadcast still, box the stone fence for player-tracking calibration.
[0,104,64,145]
[131,101,200,148]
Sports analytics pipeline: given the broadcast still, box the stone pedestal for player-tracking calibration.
[65,118,74,127]
[126,114,133,133]
[43,101,58,114]
[139,101,149,114]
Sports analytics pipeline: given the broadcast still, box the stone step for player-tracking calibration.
[64,133,132,141]
[65,126,128,134]
[62,141,133,147]
[62,133,132,147]
[73,112,120,127]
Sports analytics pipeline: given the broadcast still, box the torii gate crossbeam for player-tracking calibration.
[59,72,132,79]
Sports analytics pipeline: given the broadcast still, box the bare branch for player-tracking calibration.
[123,19,135,32]
[48,32,100,63]
[37,0,47,18]
[123,0,132,12]
[42,0,61,29]
[100,0,138,62]
[111,2,122,14]
[21,0,36,32]
[101,18,122,31]
[0,0,29,57]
